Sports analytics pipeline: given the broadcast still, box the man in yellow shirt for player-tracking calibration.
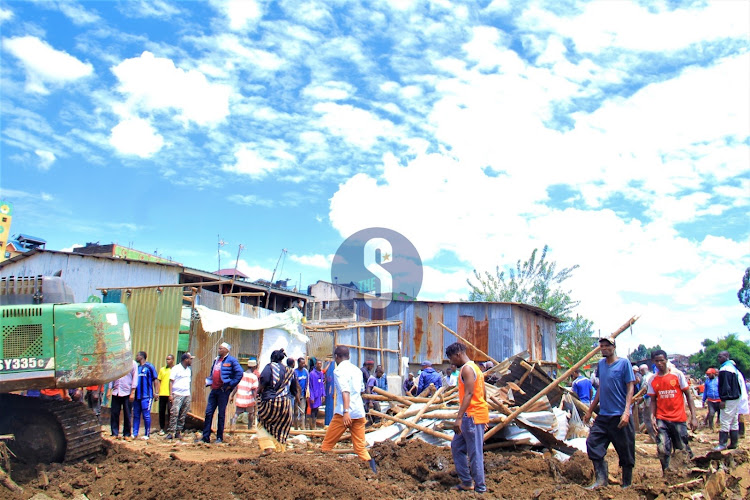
[156,354,175,435]
[446,342,489,494]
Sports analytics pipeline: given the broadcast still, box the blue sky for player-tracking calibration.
[1,0,748,356]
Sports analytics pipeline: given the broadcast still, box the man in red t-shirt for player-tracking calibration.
[647,350,699,473]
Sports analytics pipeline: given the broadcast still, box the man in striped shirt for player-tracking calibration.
[232,359,259,429]
[132,351,158,440]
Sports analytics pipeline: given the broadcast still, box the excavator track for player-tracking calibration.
[0,394,102,463]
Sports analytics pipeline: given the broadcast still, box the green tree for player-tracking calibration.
[739,267,750,331]
[557,315,598,368]
[628,344,662,363]
[467,245,593,368]
[467,245,579,320]
[689,334,750,377]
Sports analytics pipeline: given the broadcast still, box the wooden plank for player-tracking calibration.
[396,387,445,443]
[369,410,453,441]
[98,280,232,290]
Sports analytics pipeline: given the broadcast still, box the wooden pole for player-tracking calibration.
[372,387,413,406]
[439,322,499,365]
[483,315,640,442]
[369,410,453,441]
[396,387,445,443]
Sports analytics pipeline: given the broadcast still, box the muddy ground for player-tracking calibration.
[4,417,750,499]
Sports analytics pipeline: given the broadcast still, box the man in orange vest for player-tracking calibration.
[446,342,489,494]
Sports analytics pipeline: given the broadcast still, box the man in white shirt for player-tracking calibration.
[167,352,194,440]
[321,346,377,473]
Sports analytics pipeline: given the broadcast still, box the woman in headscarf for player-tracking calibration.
[257,349,297,455]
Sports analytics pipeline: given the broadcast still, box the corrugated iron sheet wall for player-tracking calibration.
[355,300,558,365]
[189,289,274,418]
[109,287,182,376]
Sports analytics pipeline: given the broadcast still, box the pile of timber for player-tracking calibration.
[362,315,640,455]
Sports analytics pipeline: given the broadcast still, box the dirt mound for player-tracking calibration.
[4,421,750,500]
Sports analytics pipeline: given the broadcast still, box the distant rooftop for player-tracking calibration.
[213,268,249,279]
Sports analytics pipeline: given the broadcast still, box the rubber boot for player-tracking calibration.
[739,420,745,438]
[728,430,739,449]
[659,454,670,474]
[368,458,378,474]
[586,460,608,489]
[713,431,729,451]
[621,466,633,489]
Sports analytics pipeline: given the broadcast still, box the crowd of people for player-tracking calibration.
[581,338,749,489]
[17,337,749,493]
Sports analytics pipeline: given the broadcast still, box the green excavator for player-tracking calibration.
[0,275,132,463]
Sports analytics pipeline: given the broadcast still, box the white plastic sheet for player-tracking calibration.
[194,305,307,341]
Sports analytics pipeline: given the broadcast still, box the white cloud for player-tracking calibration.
[213,0,263,30]
[290,253,333,268]
[109,117,164,158]
[55,1,101,25]
[313,102,396,149]
[227,194,274,207]
[34,150,56,170]
[127,0,181,18]
[111,51,232,126]
[0,7,13,23]
[3,36,93,94]
[520,1,750,53]
[236,259,274,283]
[303,80,355,101]
[222,141,296,178]
[61,243,84,252]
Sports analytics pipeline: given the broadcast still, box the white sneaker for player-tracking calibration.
[141,435,149,441]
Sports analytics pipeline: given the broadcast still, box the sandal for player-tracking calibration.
[451,484,474,491]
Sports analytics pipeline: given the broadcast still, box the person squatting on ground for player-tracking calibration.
[108,360,138,440]
[307,358,325,430]
[132,351,158,440]
[321,345,377,473]
[167,352,194,440]
[584,337,636,489]
[257,349,298,455]
[703,368,721,431]
[294,357,309,429]
[714,350,747,450]
[647,350,698,474]
[446,342,489,494]
[418,360,442,396]
[232,359,259,429]
[202,342,243,444]
[156,354,175,435]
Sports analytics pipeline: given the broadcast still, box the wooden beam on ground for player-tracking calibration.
[483,315,640,442]
[372,387,413,406]
[369,410,453,441]
[396,387,445,444]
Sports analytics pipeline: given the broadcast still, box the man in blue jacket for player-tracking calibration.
[417,361,442,395]
[202,342,243,443]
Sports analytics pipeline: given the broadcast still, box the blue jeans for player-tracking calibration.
[132,398,153,437]
[451,415,486,492]
[203,387,230,441]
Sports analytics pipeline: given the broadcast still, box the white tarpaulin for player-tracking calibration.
[194,305,308,342]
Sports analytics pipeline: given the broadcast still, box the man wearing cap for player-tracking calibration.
[167,352,194,440]
[583,337,636,489]
[232,359,259,429]
[361,359,375,387]
[702,367,721,431]
[202,342,243,443]
[417,360,443,396]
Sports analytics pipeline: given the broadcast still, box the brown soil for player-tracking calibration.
[4,416,750,499]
